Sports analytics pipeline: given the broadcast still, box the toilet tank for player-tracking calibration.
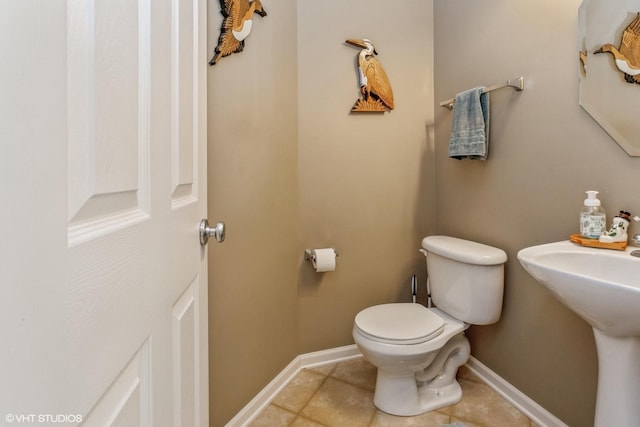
[421,236,507,325]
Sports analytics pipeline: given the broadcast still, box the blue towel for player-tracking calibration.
[448,86,490,160]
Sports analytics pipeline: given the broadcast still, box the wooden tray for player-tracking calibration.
[569,234,627,250]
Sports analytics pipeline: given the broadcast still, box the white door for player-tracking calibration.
[0,1,209,426]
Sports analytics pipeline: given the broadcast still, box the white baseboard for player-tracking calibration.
[225,347,568,427]
[466,356,569,427]
[225,345,361,427]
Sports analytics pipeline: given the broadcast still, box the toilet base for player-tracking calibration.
[374,371,463,416]
[371,332,470,416]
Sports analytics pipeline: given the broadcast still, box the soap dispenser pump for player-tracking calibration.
[580,190,606,239]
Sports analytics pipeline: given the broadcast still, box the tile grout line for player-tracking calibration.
[303,361,381,427]
[262,366,335,427]
[266,403,298,423]
[285,365,337,427]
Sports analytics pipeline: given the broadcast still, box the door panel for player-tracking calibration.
[0,1,208,425]
[172,279,201,427]
[67,0,151,243]
[82,340,152,427]
[171,0,198,204]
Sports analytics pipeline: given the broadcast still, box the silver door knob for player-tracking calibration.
[200,219,225,245]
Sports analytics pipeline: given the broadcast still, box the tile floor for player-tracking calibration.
[248,357,541,427]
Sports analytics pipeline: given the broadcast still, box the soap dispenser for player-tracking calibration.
[580,190,606,239]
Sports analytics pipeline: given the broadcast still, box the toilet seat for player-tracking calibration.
[354,303,445,345]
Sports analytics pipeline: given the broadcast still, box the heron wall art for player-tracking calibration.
[345,38,395,113]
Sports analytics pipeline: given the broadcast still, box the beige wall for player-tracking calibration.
[434,1,640,426]
[207,1,300,426]
[207,0,434,425]
[296,1,435,352]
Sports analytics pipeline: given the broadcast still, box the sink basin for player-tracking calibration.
[517,240,640,336]
[518,240,640,427]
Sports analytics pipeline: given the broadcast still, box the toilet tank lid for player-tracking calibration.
[421,235,507,265]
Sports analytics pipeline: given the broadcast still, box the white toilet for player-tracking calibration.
[353,235,507,416]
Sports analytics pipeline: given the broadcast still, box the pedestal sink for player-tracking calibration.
[517,240,640,427]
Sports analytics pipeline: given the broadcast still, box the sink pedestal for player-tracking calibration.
[593,329,640,427]
[518,241,640,426]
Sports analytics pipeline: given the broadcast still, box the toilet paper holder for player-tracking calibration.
[304,248,339,263]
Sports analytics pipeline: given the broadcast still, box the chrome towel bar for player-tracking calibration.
[440,76,525,110]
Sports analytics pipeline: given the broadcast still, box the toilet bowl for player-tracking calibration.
[353,236,507,416]
[353,304,470,415]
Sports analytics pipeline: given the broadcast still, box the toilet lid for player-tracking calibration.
[354,303,445,344]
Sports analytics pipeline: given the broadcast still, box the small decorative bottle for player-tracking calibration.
[580,190,606,239]
[599,211,631,243]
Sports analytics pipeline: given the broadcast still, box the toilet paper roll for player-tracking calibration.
[311,248,336,272]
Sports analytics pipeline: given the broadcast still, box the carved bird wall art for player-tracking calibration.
[345,38,394,112]
[209,0,267,66]
[594,12,640,84]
